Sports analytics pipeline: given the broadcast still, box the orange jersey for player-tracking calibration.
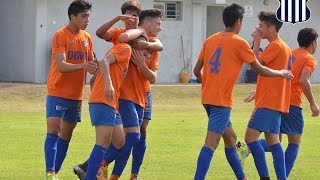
[199,32,256,107]
[89,43,131,109]
[47,26,93,100]
[119,61,147,107]
[255,37,291,113]
[290,48,317,107]
[109,28,126,45]
[145,36,160,91]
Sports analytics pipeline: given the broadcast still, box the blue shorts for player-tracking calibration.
[248,108,282,134]
[119,99,144,128]
[115,113,123,125]
[203,104,232,134]
[89,103,116,126]
[46,96,82,122]
[281,105,303,134]
[143,91,152,120]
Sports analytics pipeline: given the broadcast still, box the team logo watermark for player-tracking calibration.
[276,0,311,24]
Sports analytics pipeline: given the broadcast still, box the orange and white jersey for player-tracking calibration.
[255,37,291,113]
[47,26,93,100]
[199,32,256,107]
[290,48,317,107]
[89,43,132,109]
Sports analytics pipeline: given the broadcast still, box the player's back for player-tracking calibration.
[290,48,317,107]
[200,32,255,107]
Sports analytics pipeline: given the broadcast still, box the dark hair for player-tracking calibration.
[68,0,92,20]
[258,11,282,32]
[297,28,318,48]
[138,9,163,26]
[121,0,142,15]
[222,4,245,28]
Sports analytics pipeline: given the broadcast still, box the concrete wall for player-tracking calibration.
[1,0,319,83]
[228,0,320,82]
[0,0,37,82]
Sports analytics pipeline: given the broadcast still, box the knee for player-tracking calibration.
[224,135,237,148]
[47,120,60,134]
[113,138,125,149]
[140,126,147,137]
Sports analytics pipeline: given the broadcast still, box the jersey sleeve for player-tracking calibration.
[148,51,159,70]
[303,57,317,74]
[110,28,125,44]
[52,31,66,54]
[238,39,256,64]
[259,41,280,64]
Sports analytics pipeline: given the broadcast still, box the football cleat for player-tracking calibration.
[236,141,249,168]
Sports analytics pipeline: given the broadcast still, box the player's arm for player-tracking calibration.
[130,38,163,51]
[243,90,256,103]
[119,28,146,43]
[131,49,157,83]
[55,52,97,74]
[300,68,319,116]
[98,52,117,101]
[251,28,264,64]
[193,59,204,82]
[249,60,293,79]
[96,15,136,41]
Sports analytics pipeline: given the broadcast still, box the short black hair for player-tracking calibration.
[121,0,142,15]
[68,0,92,20]
[138,8,163,26]
[297,28,318,48]
[222,4,245,28]
[258,11,282,32]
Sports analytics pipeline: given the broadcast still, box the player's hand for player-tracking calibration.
[118,14,134,21]
[83,61,98,74]
[251,28,262,43]
[130,39,149,50]
[131,49,146,68]
[280,69,294,80]
[310,103,319,117]
[120,15,138,27]
[244,90,256,103]
[104,83,115,102]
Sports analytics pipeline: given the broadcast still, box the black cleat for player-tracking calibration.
[73,162,88,180]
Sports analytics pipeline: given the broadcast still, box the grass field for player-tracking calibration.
[0,83,320,180]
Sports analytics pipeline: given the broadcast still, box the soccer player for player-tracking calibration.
[85,35,150,179]
[129,9,163,180]
[193,4,293,180]
[107,9,163,180]
[244,11,291,180]
[44,0,97,179]
[244,27,319,178]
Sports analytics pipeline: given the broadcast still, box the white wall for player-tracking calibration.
[0,0,37,82]
[230,0,320,82]
[1,0,319,83]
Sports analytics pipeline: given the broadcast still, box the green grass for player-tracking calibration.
[0,83,320,179]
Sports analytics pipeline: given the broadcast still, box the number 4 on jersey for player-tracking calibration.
[209,48,222,74]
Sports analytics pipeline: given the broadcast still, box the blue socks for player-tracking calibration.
[104,143,120,164]
[132,136,147,174]
[111,133,140,176]
[194,146,214,180]
[225,147,245,180]
[55,138,70,172]
[258,139,271,152]
[44,133,58,172]
[285,143,299,177]
[85,144,107,180]
[269,143,286,180]
[247,141,269,177]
